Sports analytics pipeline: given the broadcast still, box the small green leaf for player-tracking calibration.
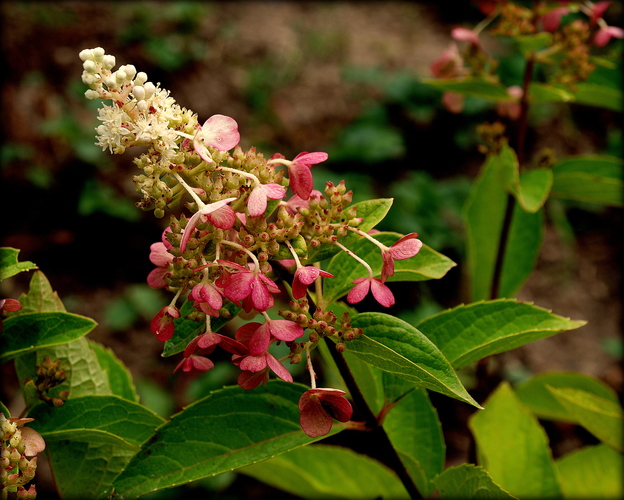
[0,247,37,281]
[111,381,337,498]
[348,312,481,408]
[547,386,624,451]
[384,388,445,498]
[416,299,586,369]
[551,155,624,207]
[9,270,65,315]
[89,341,139,402]
[272,234,308,261]
[469,381,562,499]
[421,78,511,101]
[433,463,518,499]
[324,233,455,304]
[306,198,393,262]
[573,83,623,112]
[517,168,553,212]
[555,444,623,499]
[515,372,619,422]
[0,312,98,363]
[515,32,553,55]
[162,300,241,357]
[241,444,409,499]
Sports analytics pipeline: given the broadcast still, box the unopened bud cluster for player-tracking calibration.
[23,357,69,407]
[1,415,38,499]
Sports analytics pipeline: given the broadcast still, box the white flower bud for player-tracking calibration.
[85,89,100,100]
[132,86,146,100]
[134,72,148,86]
[103,75,117,89]
[120,64,137,79]
[143,82,156,99]
[82,73,97,85]
[137,101,149,112]
[92,47,105,61]
[115,70,127,83]
[79,48,93,61]
[102,54,116,69]
[82,60,97,73]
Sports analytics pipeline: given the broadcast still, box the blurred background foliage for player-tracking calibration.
[1,2,622,498]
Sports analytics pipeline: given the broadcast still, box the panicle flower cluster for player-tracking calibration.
[1,413,44,499]
[430,0,623,114]
[81,48,423,437]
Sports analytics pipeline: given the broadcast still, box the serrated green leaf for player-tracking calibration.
[89,341,139,402]
[306,198,393,262]
[241,444,409,499]
[555,444,624,499]
[0,247,37,281]
[162,299,241,357]
[547,386,624,451]
[421,78,511,100]
[323,233,455,304]
[347,312,481,408]
[0,312,97,363]
[433,463,518,499]
[111,381,338,498]
[515,372,619,423]
[5,271,65,318]
[551,155,624,207]
[469,382,562,499]
[384,388,445,498]
[416,299,586,369]
[573,83,623,111]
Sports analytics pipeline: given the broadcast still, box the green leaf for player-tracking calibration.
[555,444,623,499]
[469,381,562,499]
[421,78,511,101]
[306,198,393,262]
[323,233,456,304]
[551,155,624,207]
[547,386,624,451]
[573,82,623,112]
[433,463,518,499]
[529,82,575,103]
[272,234,308,261]
[515,372,619,423]
[517,168,553,212]
[89,341,139,402]
[342,351,384,415]
[0,312,98,363]
[0,247,37,281]
[416,299,585,370]
[515,32,553,55]
[347,312,481,408]
[162,299,241,357]
[111,381,337,498]
[383,388,445,498]
[241,444,409,499]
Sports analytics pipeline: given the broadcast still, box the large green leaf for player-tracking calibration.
[306,198,394,262]
[469,382,562,499]
[111,381,336,498]
[416,300,586,369]
[573,82,623,112]
[547,386,623,451]
[551,155,624,207]
[0,247,37,281]
[90,341,139,402]
[383,388,445,498]
[433,463,517,499]
[421,78,510,100]
[529,82,575,103]
[515,372,619,423]
[555,444,623,499]
[0,312,98,363]
[347,312,481,408]
[241,444,409,499]
[323,232,455,304]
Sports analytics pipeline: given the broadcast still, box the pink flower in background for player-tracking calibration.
[430,43,464,79]
[441,92,465,114]
[451,27,481,46]
[347,276,395,308]
[298,388,353,438]
[540,7,569,32]
[193,114,240,161]
[588,1,612,25]
[593,25,624,47]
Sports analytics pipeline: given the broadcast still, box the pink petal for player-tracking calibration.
[235,322,262,344]
[262,183,287,200]
[268,319,304,342]
[224,272,254,302]
[346,278,371,304]
[299,396,333,438]
[240,354,268,372]
[293,152,328,166]
[370,279,395,308]
[451,27,480,46]
[147,267,169,289]
[249,322,271,355]
[199,114,240,151]
[20,427,45,456]
[190,355,214,371]
[196,331,222,349]
[206,205,236,229]
[289,163,314,200]
[149,242,172,266]
[381,251,395,283]
[266,354,293,383]
[389,234,423,260]
[238,369,269,390]
[247,185,268,217]
[179,210,203,254]
[250,278,274,311]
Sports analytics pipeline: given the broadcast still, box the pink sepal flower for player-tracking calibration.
[191,280,223,311]
[298,388,353,438]
[238,369,270,390]
[235,319,303,356]
[205,204,237,229]
[238,352,293,383]
[589,1,612,25]
[431,43,464,79]
[289,152,328,200]
[381,233,423,282]
[218,261,280,312]
[451,27,481,46]
[174,354,214,373]
[247,183,287,217]
[193,114,240,161]
[441,92,465,114]
[593,25,624,47]
[540,7,569,32]
[292,266,334,299]
[282,190,323,214]
[347,277,395,308]
[180,197,237,253]
[150,305,181,342]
